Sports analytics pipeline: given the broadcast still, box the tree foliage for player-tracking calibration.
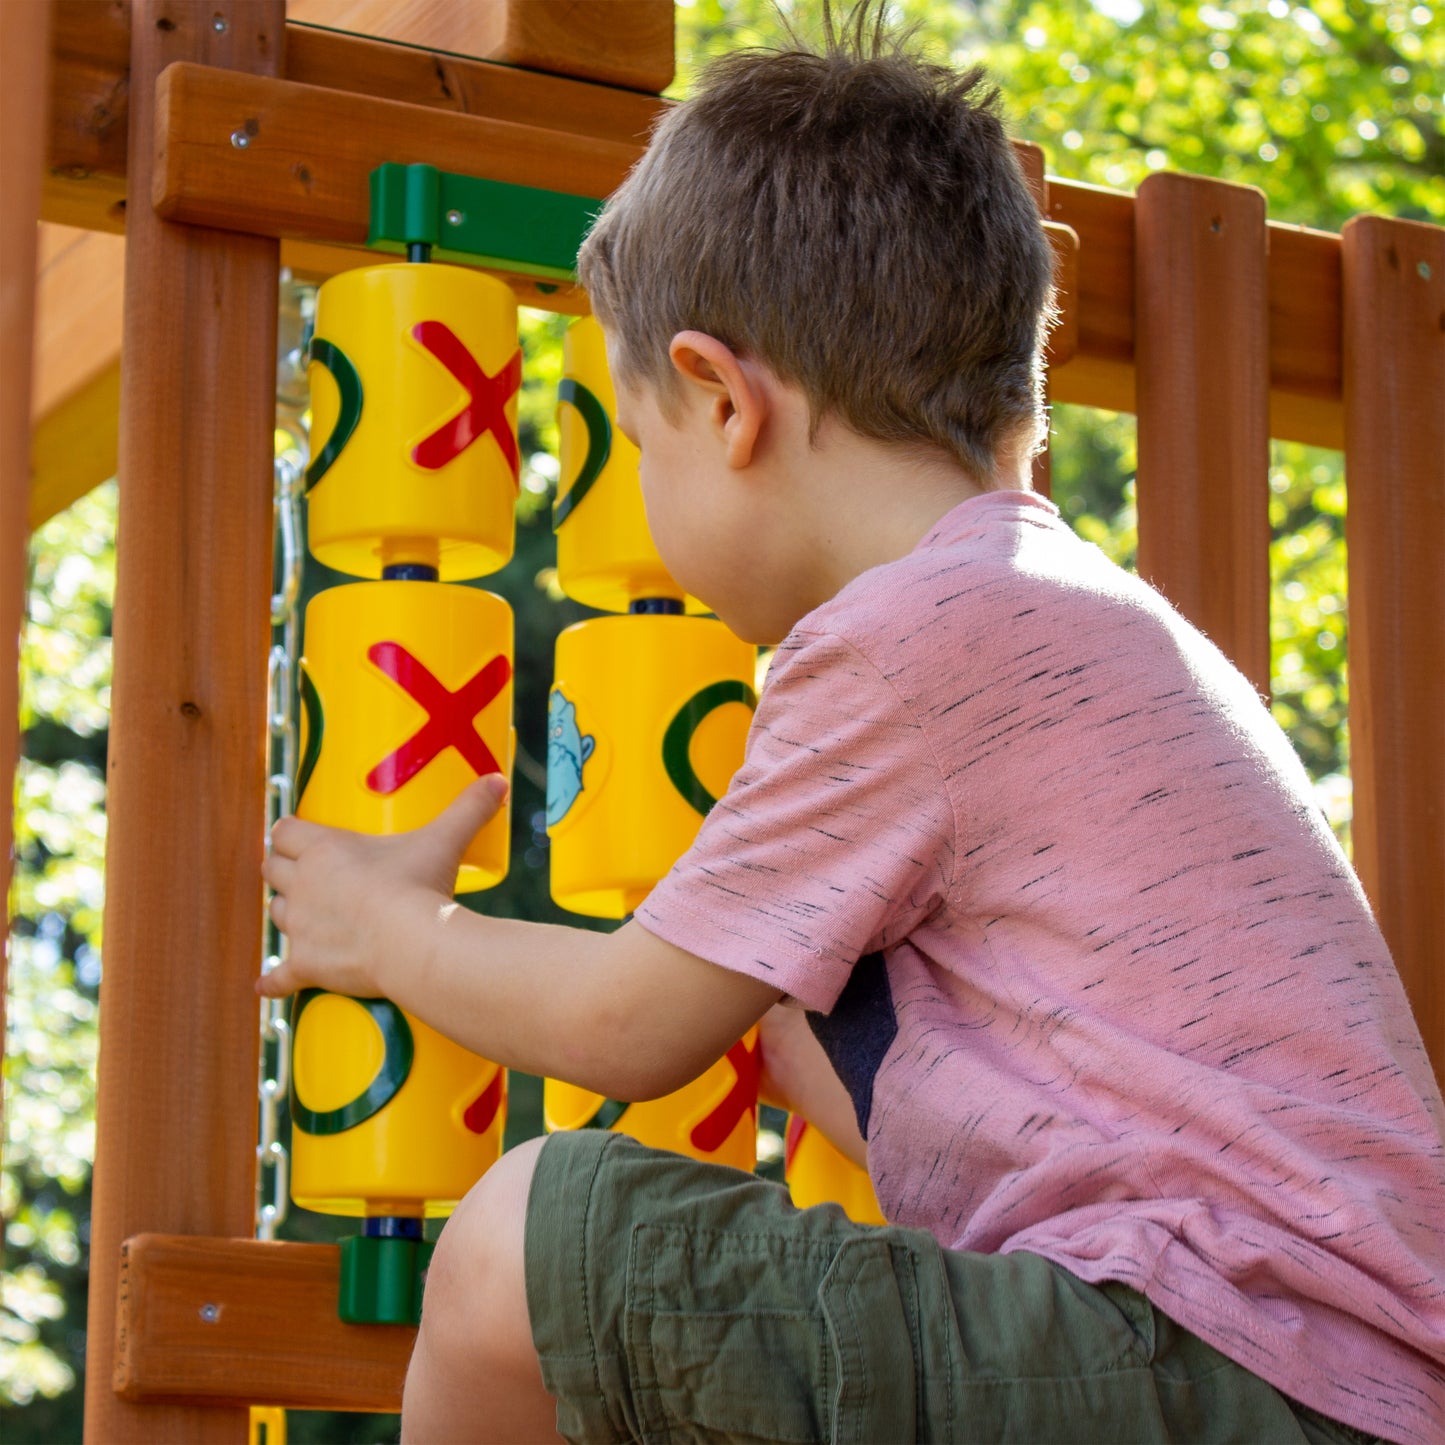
[5,0,1438,1436]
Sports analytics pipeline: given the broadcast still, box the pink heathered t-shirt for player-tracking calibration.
[636,490,1445,1445]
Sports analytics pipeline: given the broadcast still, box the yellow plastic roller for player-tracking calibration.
[297,580,514,893]
[546,612,756,919]
[545,1027,760,1171]
[308,263,520,581]
[290,989,507,1218]
[785,1116,886,1224]
[554,316,710,613]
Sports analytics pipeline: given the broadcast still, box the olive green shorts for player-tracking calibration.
[525,1130,1379,1445]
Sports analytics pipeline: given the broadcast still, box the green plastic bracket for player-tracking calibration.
[338,1233,436,1326]
[369,162,603,282]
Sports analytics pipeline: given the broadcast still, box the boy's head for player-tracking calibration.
[577,3,1056,486]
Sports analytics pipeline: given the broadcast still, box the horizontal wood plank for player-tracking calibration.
[1046,180,1344,447]
[152,63,641,245]
[45,7,1348,444]
[288,0,675,94]
[116,1235,411,1412]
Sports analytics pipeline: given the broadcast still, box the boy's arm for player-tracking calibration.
[758,1002,868,1168]
[260,778,781,1101]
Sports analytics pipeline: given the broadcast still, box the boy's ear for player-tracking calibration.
[668,331,765,468]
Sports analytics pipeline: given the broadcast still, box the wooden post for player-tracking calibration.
[1341,215,1445,1093]
[84,3,285,1441]
[1134,173,1271,695]
[1,0,52,1040]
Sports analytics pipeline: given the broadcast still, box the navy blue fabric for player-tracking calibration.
[807,951,898,1139]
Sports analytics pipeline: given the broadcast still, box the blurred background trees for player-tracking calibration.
[4,0,1439,1438]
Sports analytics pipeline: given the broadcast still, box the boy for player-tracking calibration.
[261,10,1445,1443]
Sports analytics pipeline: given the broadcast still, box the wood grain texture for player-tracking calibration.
[116,1235,412,1412]
[152,63,642,242]
[83,3,284,1441]
[43,6,1346,445]
[290,0,675,93]
[1341,215,1445,1094]
[1134,172,1272,695]
[46,1,666,193]
[1,0,53,1045]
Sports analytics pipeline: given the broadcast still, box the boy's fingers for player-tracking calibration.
[269,814,329,860]
[421,774,510,857]
[261,853,294,891]
[256,966,292,999]
[268,893,287,931]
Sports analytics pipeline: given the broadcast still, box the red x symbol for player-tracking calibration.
[689,1035,760,1154]
[462,1068,506,1136]
[410,320,522,481]
[366,641,511,794]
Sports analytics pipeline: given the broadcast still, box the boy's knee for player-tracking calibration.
[422,1135,546,1349]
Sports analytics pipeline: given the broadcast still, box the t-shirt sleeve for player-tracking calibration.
[634,629,956,1013]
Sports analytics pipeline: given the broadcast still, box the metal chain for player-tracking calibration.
[257,447,305,1239]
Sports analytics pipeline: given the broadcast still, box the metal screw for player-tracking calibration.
[446,209,464,226]
[231,130,250,149]
[1419,261,1433,281]
[212,15,227,31]
[199,1303,221,1323]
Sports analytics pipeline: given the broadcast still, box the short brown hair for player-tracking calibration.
[577,5,1056,482]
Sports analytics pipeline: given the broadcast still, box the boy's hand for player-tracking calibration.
[258,775,508,1001]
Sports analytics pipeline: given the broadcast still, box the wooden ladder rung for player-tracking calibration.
[115,1235,412,1413]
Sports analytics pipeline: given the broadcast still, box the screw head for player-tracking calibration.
[446,209,464,226]
[199,1303,221,1323]
[212,15,227,31]
[230,130,250,149]
[1418,261,1433,281]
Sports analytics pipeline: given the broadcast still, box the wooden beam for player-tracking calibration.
[1044,181,1344,449]
[1134,173,1272,694]
[84,2,286,1440]
[116,1235,411,1412]
[151,63,642,246]
[288,0,675,93]
[43,6,1348,446]
[46,2,665,210]
[1341,215,1445,1095]
[2,0,54,1047]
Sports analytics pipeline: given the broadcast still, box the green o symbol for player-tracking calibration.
[295,667,323,807]
[290,989,414,1135]
[553,378,611,530]
[581,1098,630,1131]
[662,679,757,816]
[306,338,363,492]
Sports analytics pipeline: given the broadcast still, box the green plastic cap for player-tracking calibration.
[338,1233,436,1326]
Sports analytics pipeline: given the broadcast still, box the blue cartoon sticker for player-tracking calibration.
[546,689,595,828]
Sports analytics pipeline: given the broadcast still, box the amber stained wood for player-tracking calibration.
[84,3,285,1442]
[1134,172,1272,694]
[1,0,54,1043]
[152,63,644,245]
[1341,215,1445,1094]
[46,2,666,201]
[45,8,1345,444]
[290,0,675,93]
[116,1235,412,1412]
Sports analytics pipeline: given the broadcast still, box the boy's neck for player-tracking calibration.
[751,408,1032,639]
